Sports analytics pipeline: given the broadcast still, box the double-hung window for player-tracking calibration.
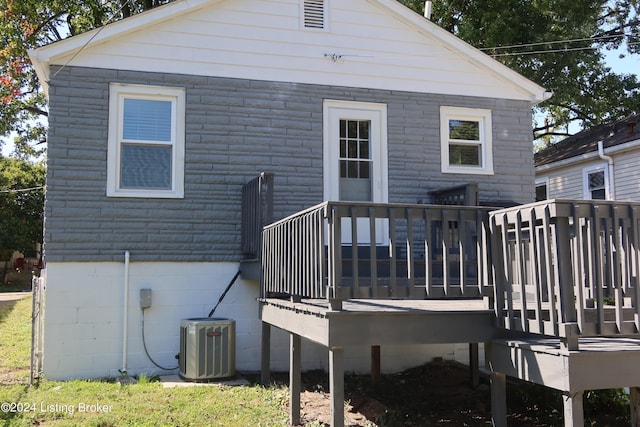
[440,106,493,175]
[535,177,549,201]
[107,84,185,198]
[583,164,608,200]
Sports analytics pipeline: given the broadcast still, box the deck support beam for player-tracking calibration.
[562,391,584,427]
[329,346,345,427]
[260,322,271,386]
[289,333,301,426]
[490,371,507,427]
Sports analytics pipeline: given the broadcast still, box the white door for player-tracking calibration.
[323,100,388,244]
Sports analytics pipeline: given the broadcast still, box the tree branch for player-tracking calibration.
[32,11,66,40]
[534,130,572,139]
[22,106,48,117]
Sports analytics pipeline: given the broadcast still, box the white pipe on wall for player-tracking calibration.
[121,250,130,375]
[597,140,616,200]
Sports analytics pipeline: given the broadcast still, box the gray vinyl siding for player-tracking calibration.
[45,66,535,262]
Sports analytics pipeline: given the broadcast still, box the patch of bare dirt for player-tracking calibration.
[0,367,29,385]
[261,358,630,426]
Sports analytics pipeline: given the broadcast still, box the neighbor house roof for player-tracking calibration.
[29,0,549,103]
[535,114,640,168]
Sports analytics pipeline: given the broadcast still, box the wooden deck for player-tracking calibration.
[487,337,640,427]
[259,297,495,427]
[245,194,640,427]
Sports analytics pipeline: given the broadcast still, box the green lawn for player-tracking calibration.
[0,297,290,426]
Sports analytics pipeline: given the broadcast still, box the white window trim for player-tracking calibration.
[107,83,185,198]
[582,163,609,200]
[535,177,549,201]
[440,106,493,175]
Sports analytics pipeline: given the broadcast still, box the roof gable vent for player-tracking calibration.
[303,0,326,29]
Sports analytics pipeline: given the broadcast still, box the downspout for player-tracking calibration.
[597,140,615,200]
[121,250,130,375]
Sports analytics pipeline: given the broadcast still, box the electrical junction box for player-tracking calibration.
[140,288,152,309]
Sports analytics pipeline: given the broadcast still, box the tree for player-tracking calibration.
[0,156,45,283]
[399,0,640,145]
[0,0,172,157]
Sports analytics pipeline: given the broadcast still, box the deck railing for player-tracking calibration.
[241,173,274,259]
[490,199,640,348]
[261,201,494,302]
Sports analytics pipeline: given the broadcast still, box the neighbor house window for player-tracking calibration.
[535,177,548,201]
[583,164,608,200]
[440,106,493,175]
[107,84,185,198]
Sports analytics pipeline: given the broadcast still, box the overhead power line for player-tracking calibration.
[0,186,44,194]
[52,0,134,79]
[480,31,640,52]
[488,41,640,58]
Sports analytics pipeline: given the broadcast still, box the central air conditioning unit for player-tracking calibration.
[179,318,236,381]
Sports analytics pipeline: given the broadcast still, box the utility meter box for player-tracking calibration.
[179,318,235,381]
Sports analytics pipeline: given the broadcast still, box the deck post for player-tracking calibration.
[260,322,271,385]
[289,333,301,426]
[630,387,640,427]
[562,391,584,427]
[329,346,345,427]
[469,343,480,388]
[371,345,381,386]
[490,371,507,427]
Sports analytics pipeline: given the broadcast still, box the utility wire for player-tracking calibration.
[489,41,640,57]
[0,186,44,194]
[480,31,640,52]
[51,0,134,79]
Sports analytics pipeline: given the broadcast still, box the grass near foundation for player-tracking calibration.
[0,296,290,427]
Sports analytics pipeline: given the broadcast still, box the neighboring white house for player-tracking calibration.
[535,114,640,201]
[29,0,547,380]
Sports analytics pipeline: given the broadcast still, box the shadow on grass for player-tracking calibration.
[0,300,16,321]
[0,298,25,326]
[0,281,33,292]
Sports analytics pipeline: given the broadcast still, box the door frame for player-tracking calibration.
[323,100,389,245]
[322,99,389,204]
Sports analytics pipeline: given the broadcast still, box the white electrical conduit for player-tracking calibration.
[121,250,130,375]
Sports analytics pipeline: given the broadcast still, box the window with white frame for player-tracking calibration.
[535,177,548,201]
[583,164,608,200]
[107,84,185,198]
[440,106,493,175]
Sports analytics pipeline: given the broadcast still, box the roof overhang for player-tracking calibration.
[536,137,640,174]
